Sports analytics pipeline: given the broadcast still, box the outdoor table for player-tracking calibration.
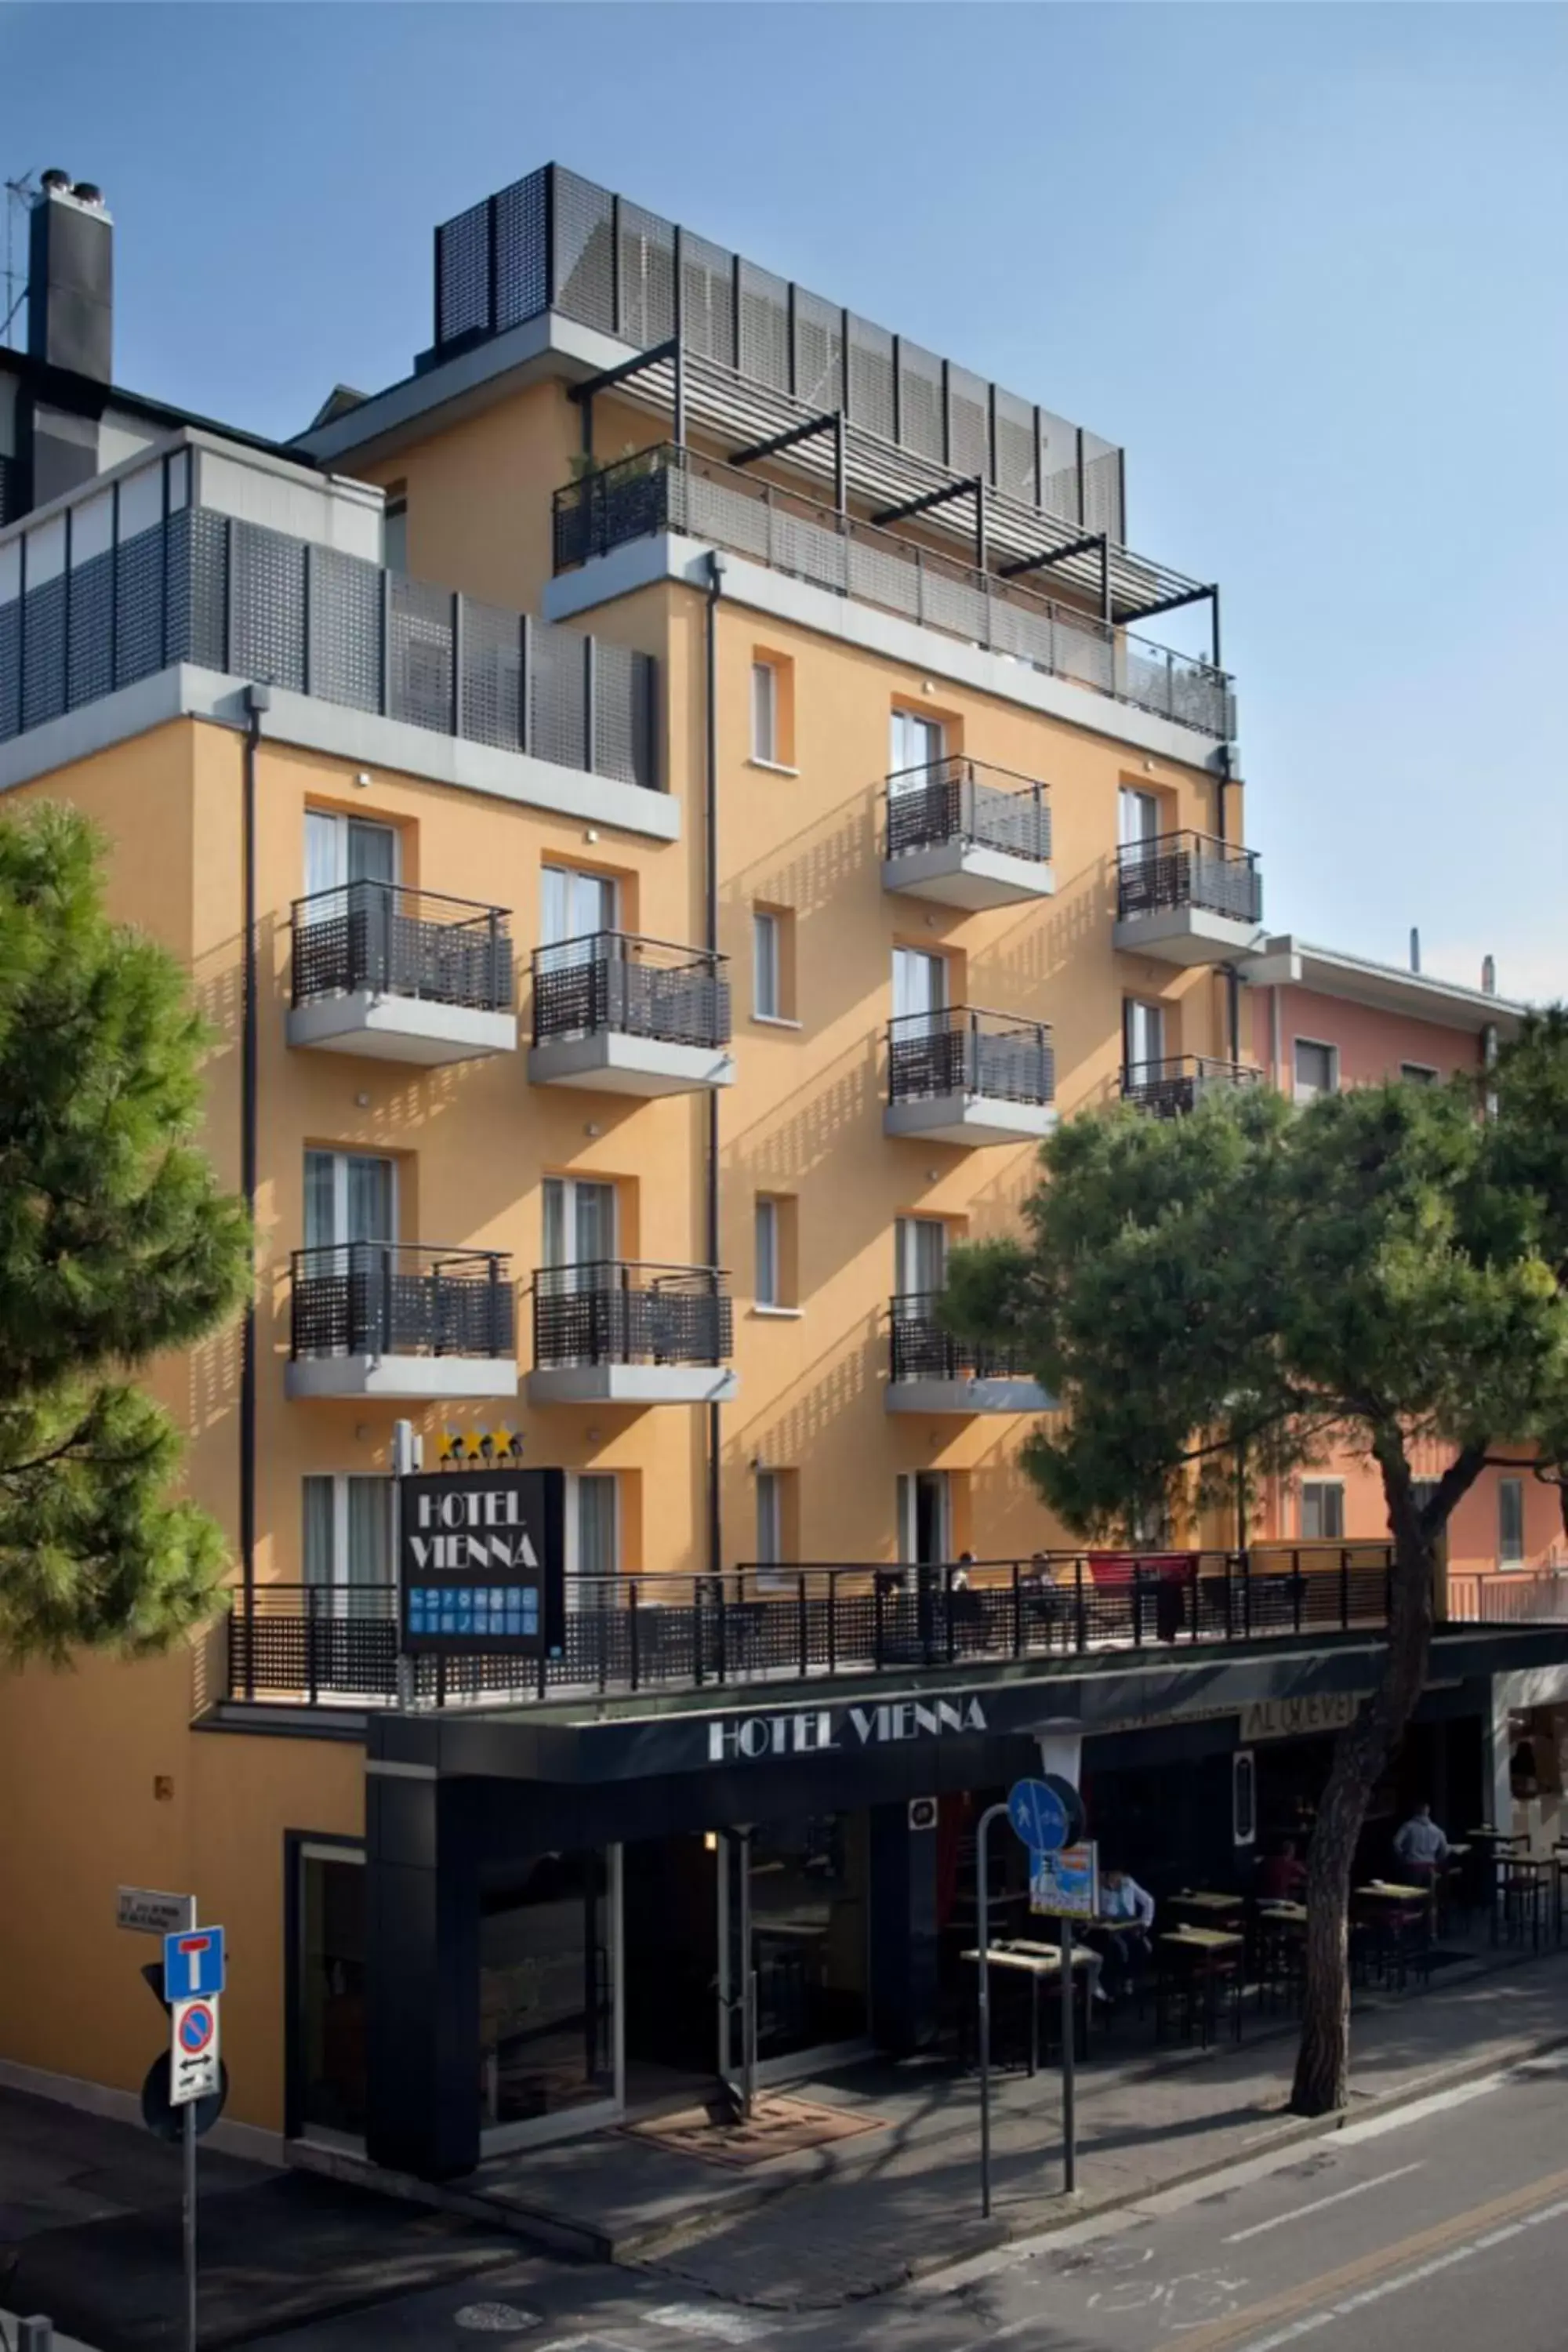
[1257,1900,1308,1926]
[1169,1891,1246,1921]
[962,1941,1094,2075]
[1156,1928,1245,2048]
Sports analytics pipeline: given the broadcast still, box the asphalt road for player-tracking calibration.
[248,2053,1568,2352]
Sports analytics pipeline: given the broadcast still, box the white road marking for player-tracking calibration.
[644,2306,770,2342]
[1232,2192,1568,2350]
[1221,2161,1424,2243]
[1334,2077,1501,2143]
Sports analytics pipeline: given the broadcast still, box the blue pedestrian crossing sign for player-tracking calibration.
[1007,1777,1070,1855]
[163,1923,225,2001]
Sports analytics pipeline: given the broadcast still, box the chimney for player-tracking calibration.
[27,172,113,383]
[1482,955,1497,996]
[1409,927,1421,975]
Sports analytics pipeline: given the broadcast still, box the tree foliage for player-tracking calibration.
[0,803,251,1663]
[943,1031,1568,2109]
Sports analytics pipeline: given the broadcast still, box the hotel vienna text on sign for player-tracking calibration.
[710,1693,988,1763]
[397,1468,565,1657]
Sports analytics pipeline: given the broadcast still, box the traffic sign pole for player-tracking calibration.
[1060,1915,1076,2194]
[184,2090,197,2352]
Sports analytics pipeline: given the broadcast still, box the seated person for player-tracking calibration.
[1257,1838,1308,1901]
[1391,1801,1450,1882]
[1084,1866,1156,2002]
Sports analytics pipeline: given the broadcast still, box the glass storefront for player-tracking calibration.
[295,1844,367,2141]
[721,1813,872,2075]
[479,1849,615,2130]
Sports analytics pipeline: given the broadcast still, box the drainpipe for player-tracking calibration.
[1224,964,1240,1066]
[238,681,270,1690]
[703,553,727,1584]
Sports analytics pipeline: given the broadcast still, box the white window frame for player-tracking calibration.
[541,864,619,954]
[304,810,399,898]
[898,1469,951,1567]
[755,1196,780,1308]
[895,1214,948,1298]
[303,1149,397,1251]
[1118,785,1163,855]
[302,1473,393,1590]
[1293,1037,1340,1104]
[1299,1479,1345,1542]
[889,707,945,776]
[753,909,782,1021]
[1498,1476,1526,1568]
[564,1471,619,1611]
[1123,996,1166,1073]
[541,1175,619,1285]
[750,660,779,765]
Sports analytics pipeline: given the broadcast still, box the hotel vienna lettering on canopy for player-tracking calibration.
[710,1693,989,1763]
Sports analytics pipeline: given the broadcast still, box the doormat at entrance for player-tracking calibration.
[618,2094,887,2169]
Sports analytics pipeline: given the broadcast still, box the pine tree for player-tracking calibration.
[0,802,251,1661]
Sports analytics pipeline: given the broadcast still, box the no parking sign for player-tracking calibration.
[171,1995,220,2106]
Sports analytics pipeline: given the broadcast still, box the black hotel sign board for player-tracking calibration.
[397,1468,565,1657]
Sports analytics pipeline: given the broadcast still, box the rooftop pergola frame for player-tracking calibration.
[570,339,1221,662]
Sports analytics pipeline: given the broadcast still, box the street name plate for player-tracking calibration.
[118,1886,194,1936]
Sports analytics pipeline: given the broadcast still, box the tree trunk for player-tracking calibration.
[1290,1454,1445,2115]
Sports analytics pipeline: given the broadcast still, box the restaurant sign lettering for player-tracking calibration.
[710,1693,988,1764]
[1240,1691,1364,1743]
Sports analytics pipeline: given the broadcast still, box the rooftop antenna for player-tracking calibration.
[2,170,39,349]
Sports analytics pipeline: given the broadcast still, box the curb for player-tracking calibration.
[637,2024,1568,2310]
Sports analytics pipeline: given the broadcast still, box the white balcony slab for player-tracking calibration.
[528,1364,739,1406]
[1113,905,1262,966]
[287,1355,518,1401]
[882,843,1054,911]
[886,1375,1052,1415]
[885,1095,1058,1149]
[289,992,517,1065]
[528,1033,735,1095]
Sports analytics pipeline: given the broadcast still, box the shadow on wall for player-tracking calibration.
[728,1308,882,1475]
[721,1028,882,1194]
[721,783,875,924]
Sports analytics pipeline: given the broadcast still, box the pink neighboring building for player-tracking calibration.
[1240,935,1556,1581]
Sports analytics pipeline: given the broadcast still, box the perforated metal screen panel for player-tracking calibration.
[459,597,524,750]
[494,169,548,330]
[993,388,1036,509]
[739,260,790,391]
[681,231,735,365]
[437,198,492,344]
[619,201,674,347]
[552,169,615,334]
[898,340,945,461]
[848,314,895,440]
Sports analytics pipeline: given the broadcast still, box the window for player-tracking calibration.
[1294,1040,1338,1103]
[890,706,945,778]
[754,1468,796,1589]
[751,661,778,764]
[383,483,408,575]
[565,1472,618,1610]
[895,1214,948,1299]
[541,864,619,961]
[1411,1479,1441,1519]
[304,810,397,899]
[1300,1481,1345,1541]
[1499,1478,1526,1567]
[752,906,797,1022]
[892,945,948,1037]
[898,1470,951,1566]
[1118,786,1163,858]
[1123,997,1166,1074]
[303,1150,395,1251]
[541,1175,617,1291]
[753,1194,797,1310]
[1400,1062,1439,1086]
[303,1475,392,1592]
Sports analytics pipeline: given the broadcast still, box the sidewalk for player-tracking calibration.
[398,1944,1568,2307]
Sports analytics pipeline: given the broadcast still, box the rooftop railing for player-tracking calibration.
[227,1543,1436,1708]
[554,446,1233,742]
[885,756,1051,866]
[532,931,730,1050]
[533,1259,732,1370]
[291,1243,515,1363]
[887,1007,1054,1109]
[1121,1055,1264,1119]
[1118,830,1261,926]
[292,880,513,1013]
[0,499,658,788]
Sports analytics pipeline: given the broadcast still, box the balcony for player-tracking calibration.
[528,932,733,1095]
[288,881,516,1064]
[1114,832,1262,964]
[1122,1054,1262,1119]
[885,1007,1055,1148]
[886,1293,1051,1415]
[1,445,658,796]
[553,446,1234,744]
[286,1243,517,1400]
[882,757,1053,910]
[528,1261,736,1406]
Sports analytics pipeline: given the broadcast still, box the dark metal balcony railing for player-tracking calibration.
[0,472,657,789]
[1122,1055,1263,1119]
[230,1542,1450,1708]
[533,1260,732,1370]
[887,1007,1054,1109]
[291,1243,515,1361]
[553,447,1233,742]
[885,757,1051,867]
[1117,830,1261,926]
[292,880,513,1013]
[532,931,731,1051]
[888,1290,1036,1386]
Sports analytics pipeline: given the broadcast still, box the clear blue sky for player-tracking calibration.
[4,4,1564,999]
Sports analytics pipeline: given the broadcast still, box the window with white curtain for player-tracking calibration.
[1300,1481,1345,1541]
[756,1196,780,1308]
[302,1475,392,1595]
[755,1470,788,1589]
[565,1472,618,1612]
[751,662,779,764]
[1499,1478,1526,1566]
[753,909,781,1019]
[304,811,397,899]
[303,1151,396,1253]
